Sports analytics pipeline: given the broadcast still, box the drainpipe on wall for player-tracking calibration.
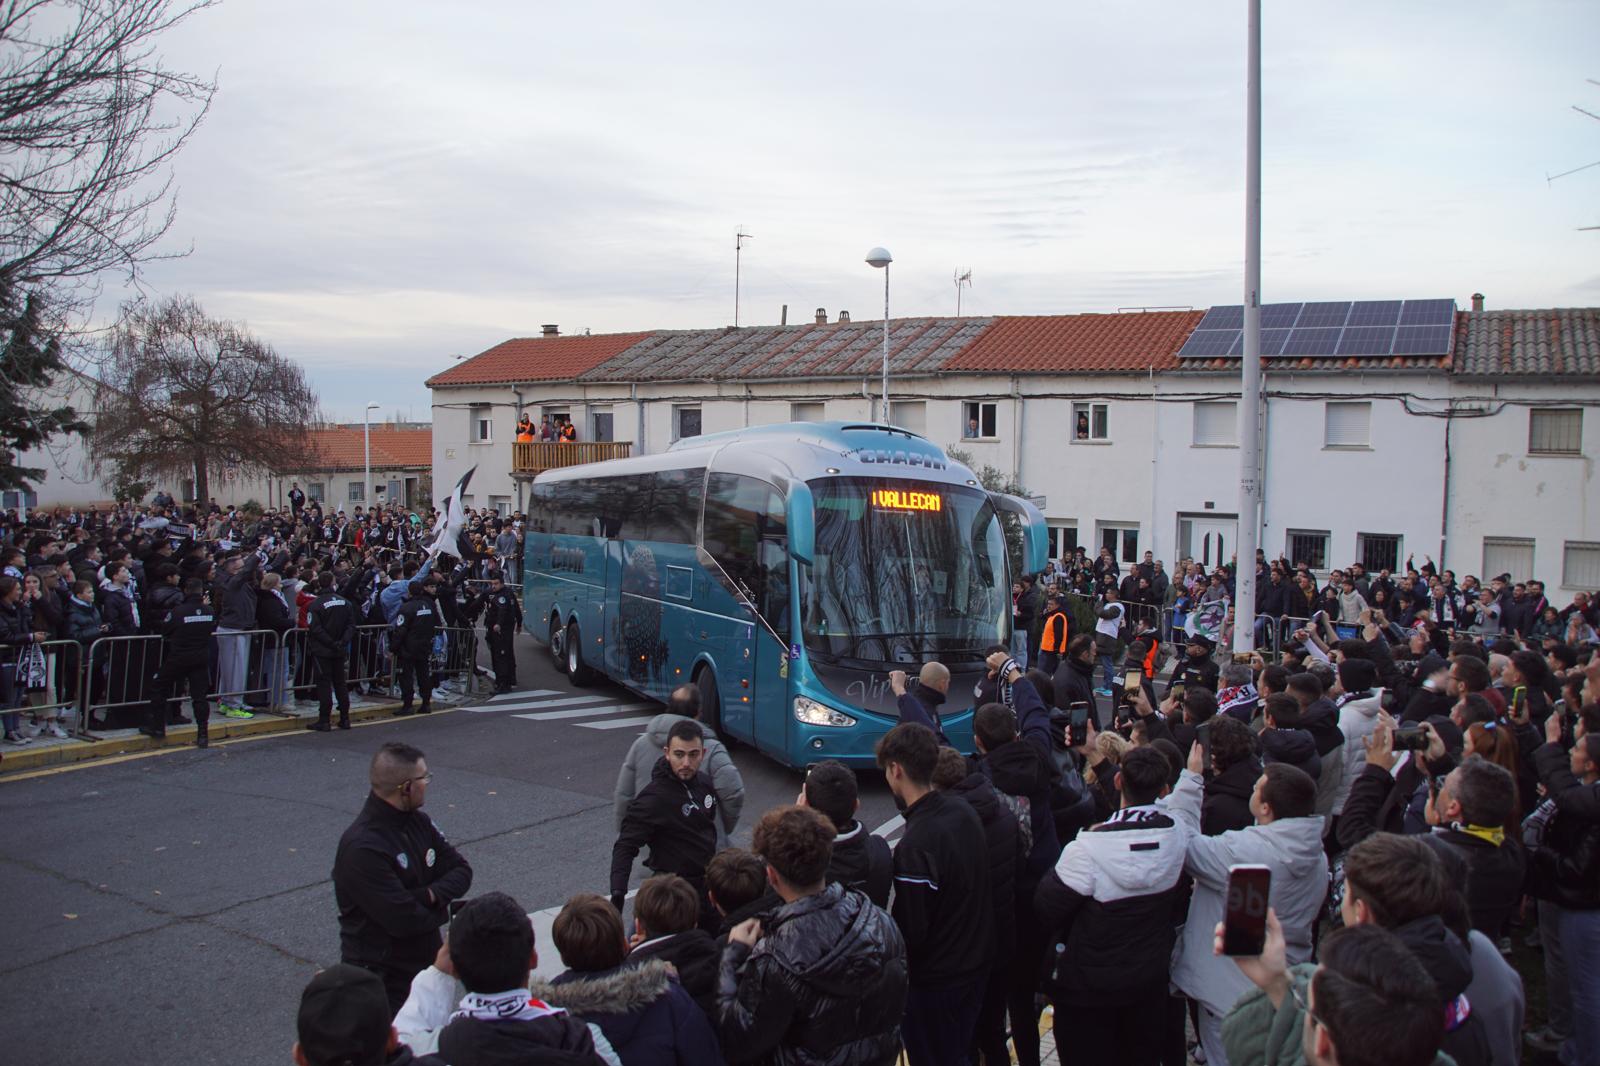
[1011,376,1022,484]
[1439,400,1453,571]
[1149,365,1160,560]
[1258,372,1272,557]
[633,383,645,456]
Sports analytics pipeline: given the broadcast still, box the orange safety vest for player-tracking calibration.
[1040,609,1069,653]
[1142,640,1158,677]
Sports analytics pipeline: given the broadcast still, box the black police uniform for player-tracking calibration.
[306,587,355,730]
[483,584,521,691]
[333,792,472,1016]
[142,593,216,745]
[390,588,439,715]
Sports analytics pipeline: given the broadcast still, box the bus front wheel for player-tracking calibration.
[696,668,723,738]
[565,621,593,686]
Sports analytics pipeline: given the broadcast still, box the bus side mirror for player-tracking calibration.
[787,482,814,564]
[990,492,1048,574]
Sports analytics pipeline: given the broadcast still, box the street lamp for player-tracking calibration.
[865,247,892,424]
[364,402,381,514]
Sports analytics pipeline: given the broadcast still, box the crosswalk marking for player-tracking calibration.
[482,694,614,713]
[486,688,561,703]
[513,702,655,722]
[576,715,659,731]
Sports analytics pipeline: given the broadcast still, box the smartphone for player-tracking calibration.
[1068,702,1089,747]
[1222,864,1272,956]
[1232,652,1253,665]
[1394,724,1430,751]
[1122,669,1142,703]
[448,898,468,928]
[1197,718,1214,772]
[1170,681,1186,702]
[1512,686,1527,719]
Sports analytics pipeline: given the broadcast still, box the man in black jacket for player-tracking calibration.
[1034,746,1187,1066]
[482,573,521,693]
[140,577,215,745]
[610,719,721,929]
[800,759,892,906]
[1202,714,1260,835]
[1422,757,1524,937]
[1052,634,1101,727]
[305,571,355,732]
[876,722,993,1066]
[717,805,908,1066]
[890,661,952,746]
[334,741,473,1016]
[390,577,441,717]
[1167,633,1220,695]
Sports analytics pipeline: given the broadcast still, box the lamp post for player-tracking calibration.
[364,402,381,513]
[865,247,892,423]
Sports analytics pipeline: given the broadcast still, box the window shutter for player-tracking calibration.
[1481,538,1535,584]
[1325,402,1371,447]
[1194,401,1238,445]
[1530,410,1582,455]
[1563,542,1600,588]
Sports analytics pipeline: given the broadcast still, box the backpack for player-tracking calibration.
[993,789,1035,858]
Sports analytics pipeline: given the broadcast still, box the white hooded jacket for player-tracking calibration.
[1333,688,1384,816]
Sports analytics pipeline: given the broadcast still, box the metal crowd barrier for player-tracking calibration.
[433,625,484,695]
[10,639,86,736]
[83,634,164,733]
[348,623,397,695]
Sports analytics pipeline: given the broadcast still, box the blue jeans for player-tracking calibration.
[1009,629,1028,670]
[1556,904,1600,1066]
[1099,653,1116,691]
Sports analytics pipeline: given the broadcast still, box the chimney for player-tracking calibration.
[1470,293,1484,312]
[838,310,851,323]
[781,303,788,326]
[814,307,827,325]
[541,324,560,337]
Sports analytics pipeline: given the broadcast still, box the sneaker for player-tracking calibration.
[1525,1027,1566,1053]
[47,723,69,739]
[1094,687,1113,697]
[3,731,26,745]
[220,706,254,720]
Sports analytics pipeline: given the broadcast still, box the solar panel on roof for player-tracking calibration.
[1283,327,1342,356]
[1261,304,1303,329]
[1347,301,1402,326]
[1178,330,1242,358]
[1336,326,1397,355]
[1391,324,1453,355]
[1228,328,1292,357]
[1197,306,1244,331]
[1295,302,1352,329]
[1400,299,1455,326]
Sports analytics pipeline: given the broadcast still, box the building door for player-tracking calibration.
[1178,514,1238,570]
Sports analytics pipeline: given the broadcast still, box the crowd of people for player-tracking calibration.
[516,414,579,443]
[0,493,528,746]
[303,548,1600,1066]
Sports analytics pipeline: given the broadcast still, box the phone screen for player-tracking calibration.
[1122,670,1142,703]
[1069,703,1089,746]
[1222,865,1272,956]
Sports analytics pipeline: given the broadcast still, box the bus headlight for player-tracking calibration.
[793,697,857,728]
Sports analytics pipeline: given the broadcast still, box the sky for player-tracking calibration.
[99,0,1600,422]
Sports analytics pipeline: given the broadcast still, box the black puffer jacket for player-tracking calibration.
[1051,656,1100,726]
[1528,742,1600,911]
[826,822,892,908]
[1202,757,1260,836]
[716,883,907,1066]
[143,583,184,634]
[629,927,721,1017]
[943,771,1021,965]
[1421,830,1525,937]
[1259,727,1321,781]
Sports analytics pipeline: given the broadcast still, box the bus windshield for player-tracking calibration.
[801,478,1008,664]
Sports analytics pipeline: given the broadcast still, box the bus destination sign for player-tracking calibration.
[870,488,943,512]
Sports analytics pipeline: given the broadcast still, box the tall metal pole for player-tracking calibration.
[735,230,752,327]
[364,408,372,515]
[1233,0,1262,654]
[881,265,891,424]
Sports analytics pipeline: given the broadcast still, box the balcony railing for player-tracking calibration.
[512,440,633,475]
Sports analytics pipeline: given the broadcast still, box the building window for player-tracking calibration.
[348,482,365,502]
[1,489,38,509]
[1357,532,1401,573]
[1287,529,1331,571]
[181,478,196,503]
[1192,401,1238,447]
[674,405,702,441]
[1564,542,1600,588]
[1324,401,1371,448]
[790,401,825,423]
[1529,409,1582,456]
[307,482,325,502]
[962,401,997,438]
[1482,537,1535,583]
[890,400,926,434]
[471,406,493,443]
[592,408,614,443]
[489,495,511,518]
[1046,524,1079,561]
[1072,402,1109,442]
[1098,523,1139,564]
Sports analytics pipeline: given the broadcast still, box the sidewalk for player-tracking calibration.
[0,681,478,776]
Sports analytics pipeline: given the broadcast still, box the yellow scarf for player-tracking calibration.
[1457,822,1506,847]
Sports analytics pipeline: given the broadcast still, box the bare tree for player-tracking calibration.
[92,295,320,503]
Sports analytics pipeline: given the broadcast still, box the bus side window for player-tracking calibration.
[705,473,788,635]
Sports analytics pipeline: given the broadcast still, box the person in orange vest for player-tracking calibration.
[1037,592,1070,675]
[558,419,577,442]
[514,414,534,443]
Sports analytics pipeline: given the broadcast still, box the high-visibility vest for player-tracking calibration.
[1040,609,1069,653]
[1142,640,1158,676]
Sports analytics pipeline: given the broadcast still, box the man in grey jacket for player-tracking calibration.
[614,685,744,846]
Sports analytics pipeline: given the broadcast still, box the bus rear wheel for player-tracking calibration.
[565,621,593,685]
[548,616,563,666]
[696,667,723,738]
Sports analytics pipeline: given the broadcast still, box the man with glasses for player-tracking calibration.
[334,741,474,1016]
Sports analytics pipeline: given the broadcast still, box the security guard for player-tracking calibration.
[1037,592,1071,676]
[333,740,472,1016]
[390,575,440,716]
[305,571,355,731]
[140,577,216,747]
[483,572,522,693]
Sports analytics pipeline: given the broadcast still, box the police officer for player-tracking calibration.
[305,570,355,732]
[140,577,216,747]
[390,575,440,716]
[484,572,521,693]
[333,740,472,1016]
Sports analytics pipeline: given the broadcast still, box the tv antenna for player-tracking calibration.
[954,269,973,316]
[734,228,754,326]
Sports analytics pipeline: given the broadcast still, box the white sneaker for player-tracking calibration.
[48,722,69,739]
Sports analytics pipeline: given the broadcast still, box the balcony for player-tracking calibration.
[512,440,633,476]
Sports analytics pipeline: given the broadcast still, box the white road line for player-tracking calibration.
[575,716,660,731]
[872,814,905,837]
[485,688,561,703]
[513,703,655,722]
[481,694,614,713]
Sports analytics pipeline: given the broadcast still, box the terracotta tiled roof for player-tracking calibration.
[940,311,1204,373]
[1453,308,1600,377]
[425,332,653,387]
[302,427,432,471]
[579,318,994,382]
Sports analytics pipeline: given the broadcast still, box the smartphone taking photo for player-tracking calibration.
[1068,702,1089,747]
[1222,864,1272,956]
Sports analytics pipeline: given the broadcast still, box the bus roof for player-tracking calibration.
[533,421,982,489]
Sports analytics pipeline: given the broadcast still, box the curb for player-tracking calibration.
[0,699,422,775]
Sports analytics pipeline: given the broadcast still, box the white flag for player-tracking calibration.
[428,466,476,558]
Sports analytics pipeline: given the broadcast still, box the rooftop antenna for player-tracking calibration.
[734,227,754,326]
[954,269,972,316]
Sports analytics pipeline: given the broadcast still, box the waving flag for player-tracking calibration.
[428,466,476,559]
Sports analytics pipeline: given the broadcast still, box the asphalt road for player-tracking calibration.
[0,630,901,1066]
